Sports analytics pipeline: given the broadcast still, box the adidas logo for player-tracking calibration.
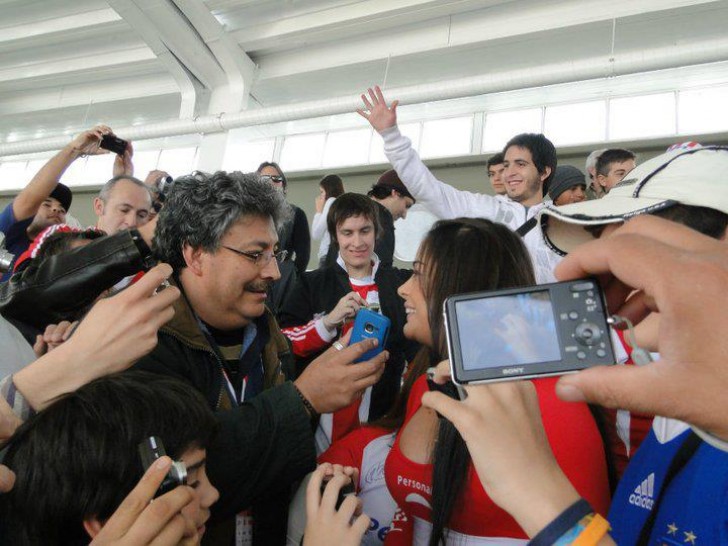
[628,473,655,510]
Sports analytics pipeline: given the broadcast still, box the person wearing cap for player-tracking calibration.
[538,145,728,545]
[357,86,561,284]
[0,128,108,281]
[366,169,415,266]
[548,165,588,206]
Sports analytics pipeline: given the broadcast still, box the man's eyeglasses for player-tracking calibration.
[221,246,288,266]
[259,175,284,184]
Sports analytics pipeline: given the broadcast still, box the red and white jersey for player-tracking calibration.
[319,427,398,545]
[384,375,611,545]
[282,260,383,454]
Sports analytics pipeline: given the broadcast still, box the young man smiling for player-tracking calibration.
[358,85,561,284]
[280,193,418,452]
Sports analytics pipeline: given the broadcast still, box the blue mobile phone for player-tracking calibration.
[349,308,390,363]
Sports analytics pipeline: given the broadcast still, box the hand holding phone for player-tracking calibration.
[349,308,390,363]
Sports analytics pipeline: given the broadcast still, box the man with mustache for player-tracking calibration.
[134,172,387,544]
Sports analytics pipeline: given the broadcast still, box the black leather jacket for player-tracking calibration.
[0,229,151,331]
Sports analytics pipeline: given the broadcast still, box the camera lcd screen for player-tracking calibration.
[454,290,561,370]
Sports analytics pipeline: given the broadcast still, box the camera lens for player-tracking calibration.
[364,323,375,334]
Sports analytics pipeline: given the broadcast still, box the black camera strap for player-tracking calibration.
[516,217,538,237]
[635,430,701,546]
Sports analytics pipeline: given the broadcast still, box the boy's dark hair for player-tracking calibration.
[596,149,637,177]
[652,204,728,240]
[503,133,558,188]
[1,372,218,546]
[486,152,505,169]
[326,192,382,242]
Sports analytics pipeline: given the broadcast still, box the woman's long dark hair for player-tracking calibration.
[410,218,536,546]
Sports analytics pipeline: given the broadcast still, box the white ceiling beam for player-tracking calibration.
[0,8,121,45]
[251,0,720,79]
[0,47,155,84]
[108,0,209,119]
[0,74,179,116]
[233,0,497,53]
[120,0,227,89]
[172,0,257,113]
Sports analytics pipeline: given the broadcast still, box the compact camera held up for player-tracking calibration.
[444,278,616,385]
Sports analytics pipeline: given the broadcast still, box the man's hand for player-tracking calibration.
[144,170,170,189]
[68,125,113,158]
[303,463,369,546]
[13,263,180,411]
[356,86,399,134]
[113,141,134,177]
[33,320,79,357]
[322,292,367,331]
[89,456,197,545]
[294,337,387,414]
[422,378,580,538]
[554,215,728,440]
[63,263,179,376]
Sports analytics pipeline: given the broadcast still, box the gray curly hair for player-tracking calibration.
[154,171,288,269]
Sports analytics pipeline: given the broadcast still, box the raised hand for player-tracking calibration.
[113,140,134,177]
[356,86,399,134]
[68,125,113,157]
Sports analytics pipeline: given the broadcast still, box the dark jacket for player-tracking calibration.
[278,261,419,421]
[133,287,315,544]
[279,204,311,274]
[325,200,395,268]
[0,229,316,545]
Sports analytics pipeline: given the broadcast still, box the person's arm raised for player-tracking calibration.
[13,125,111,221]
[356,85,399,134]
[12,263,179,411]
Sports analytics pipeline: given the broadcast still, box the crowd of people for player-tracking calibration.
[0,84,726,546]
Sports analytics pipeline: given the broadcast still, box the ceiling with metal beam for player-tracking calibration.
[2,0,728,149]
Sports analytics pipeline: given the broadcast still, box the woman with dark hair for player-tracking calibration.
[312,174,345,268]
[383,217,610,545]
[257,161,311,274]
[300,218,609,545]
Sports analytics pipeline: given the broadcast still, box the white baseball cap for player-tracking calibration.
[538,145,728,255]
